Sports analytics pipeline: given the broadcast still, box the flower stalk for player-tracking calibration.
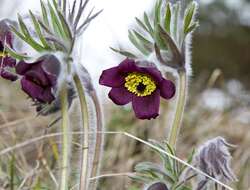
[73,74,89,190]
[89,90,104,190]
[168,68,187,148]
[59,83,70,190]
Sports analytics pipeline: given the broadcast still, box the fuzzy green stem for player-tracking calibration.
[168,69,187,148]
[59,84,70,190]
[89,91,104,190]
[73,74,89,190]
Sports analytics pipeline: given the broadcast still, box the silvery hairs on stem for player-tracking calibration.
[193,137,237,190]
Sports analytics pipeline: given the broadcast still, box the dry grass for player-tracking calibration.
[0,72,249,189]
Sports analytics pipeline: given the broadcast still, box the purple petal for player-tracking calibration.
[118,58,138,73]
[25,63,49,86]
[99,66,124,87]
[132,90,160,119]
[16,61,33,75]
[0,70,18,81]
[38,87,55,103]
[41,55,61,86]
[1,56,16,67]
[160,79,176,99]
[21,77,44,100]
[147,182,168,190]
[108,87,132,105]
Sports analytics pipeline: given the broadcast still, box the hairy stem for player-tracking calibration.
[89,90,104,190]
[59,84,70,190]
[168,69,187,148]
[74,74,89,190]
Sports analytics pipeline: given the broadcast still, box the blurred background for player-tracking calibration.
[0,0,249,189]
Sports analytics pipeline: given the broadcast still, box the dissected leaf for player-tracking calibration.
[128,31,150,56]
[184,2,196,34]
[40,0,49,27]
[29,10,51,49]
[110,47,137,59]
[165,3,171,33]
[144,12,154,36]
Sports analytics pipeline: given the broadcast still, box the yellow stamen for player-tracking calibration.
[125,72,157,97]
[0,52,7,57]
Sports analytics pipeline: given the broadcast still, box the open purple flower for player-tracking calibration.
[99,59,175,119]
[0,19,18,81]
[16,55,61,103]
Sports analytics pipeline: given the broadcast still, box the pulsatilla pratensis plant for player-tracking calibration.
[99,0,237,190]
[0,0,103,190]
[0,0,238,190]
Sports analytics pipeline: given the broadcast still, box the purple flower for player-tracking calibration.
[146,182,168,190]
[16,55,61,103]
[99,59,175,119]
[0,20,18,81]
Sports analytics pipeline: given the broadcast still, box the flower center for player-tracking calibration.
[0,52,7,58]
[124,72,157,97]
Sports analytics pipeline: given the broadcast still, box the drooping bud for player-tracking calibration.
[194,137,237,188]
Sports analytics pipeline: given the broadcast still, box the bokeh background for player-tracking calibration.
[0,0,249,189]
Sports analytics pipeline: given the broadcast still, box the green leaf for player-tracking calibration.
[12,18,45,52]
[135,162,176,183]
[57,10,73,40]
[144,12,154,36]
[29,10,51,49]
[135,17,151,36]
[173,2,180,41]
[40,0,49,27]
[185,22,198,35]
[110,47,137,59]
[5,46,30,60]
[133,30,153,50]
[179,148,195,175]
[154,0,162,27]
[165,3,171,33]
[184,2,196,34]
[48,1,66,38]
[128,31,150,56]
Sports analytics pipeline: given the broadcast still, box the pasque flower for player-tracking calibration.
[99,59,175,119]
[194,137,237,189]
[0,19,18,81]
[146,182,168,190]
[16,54,61,104]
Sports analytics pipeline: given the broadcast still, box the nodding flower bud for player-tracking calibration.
[146,182,168,190]
[194,137,237,188]
[16,54,61,104]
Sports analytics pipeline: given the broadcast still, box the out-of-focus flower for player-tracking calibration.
[146,182,168,190]
[0,19,17,81]
[16,54,61,104]
[99,59,175,119]
[194,137,237,189]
